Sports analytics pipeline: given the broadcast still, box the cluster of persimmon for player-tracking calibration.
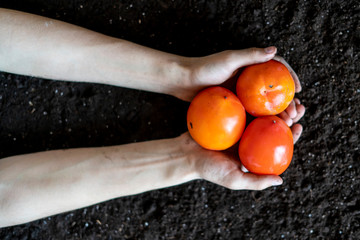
[187,60,295,175]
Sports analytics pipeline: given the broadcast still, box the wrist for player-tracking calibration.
[153,134,199,186]
[164,56,193,99]
[176,133,202,180]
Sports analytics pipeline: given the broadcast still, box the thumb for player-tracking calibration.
[226,47,277,71]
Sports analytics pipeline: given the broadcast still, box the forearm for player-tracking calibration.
[0,136,197,227]
[0,8,191,96]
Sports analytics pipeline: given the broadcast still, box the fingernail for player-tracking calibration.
[264,46,276,54]
[272,178,283,186]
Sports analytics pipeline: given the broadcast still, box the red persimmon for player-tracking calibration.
[238,116,293,175]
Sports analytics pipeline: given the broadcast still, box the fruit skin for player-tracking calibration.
[187,86,246,150]
[238,116,293,175]
[236,60,295,116]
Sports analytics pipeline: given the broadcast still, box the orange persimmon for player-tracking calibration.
[236,60,295,116]
[187,86,246,150]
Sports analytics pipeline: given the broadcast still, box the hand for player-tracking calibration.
[182,97,304,190]
[178,46,301,101]
[185,98,305,183]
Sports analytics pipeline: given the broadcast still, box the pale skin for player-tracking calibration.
[0,8,305,227]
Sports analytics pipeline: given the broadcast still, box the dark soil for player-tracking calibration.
[0,0,359,239]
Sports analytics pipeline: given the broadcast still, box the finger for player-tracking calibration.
[292,103,306,123]
[294,98,301,105]
[224,170,283,190]
[291,124,303,144]
[227,47,277,70]
[285,100,297,119]
[273,55,302,93]
[278,111,293,127]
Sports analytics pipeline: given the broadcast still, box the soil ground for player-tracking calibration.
[0,0,359,239]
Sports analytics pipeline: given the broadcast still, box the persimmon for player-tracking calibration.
[236,60,295,116]
[238,116,293,175]
[187,86,246,150]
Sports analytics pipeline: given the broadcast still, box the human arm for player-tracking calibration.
[0,8,301,102]
[0,8,191,99]
[0,102,305,228]
[0,133,282,228]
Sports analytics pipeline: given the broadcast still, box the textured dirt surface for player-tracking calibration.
[0,0,359,239]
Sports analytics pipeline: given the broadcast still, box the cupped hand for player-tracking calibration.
[181,97,305,190]
[180,46,301,102]
[180,96,305,190]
